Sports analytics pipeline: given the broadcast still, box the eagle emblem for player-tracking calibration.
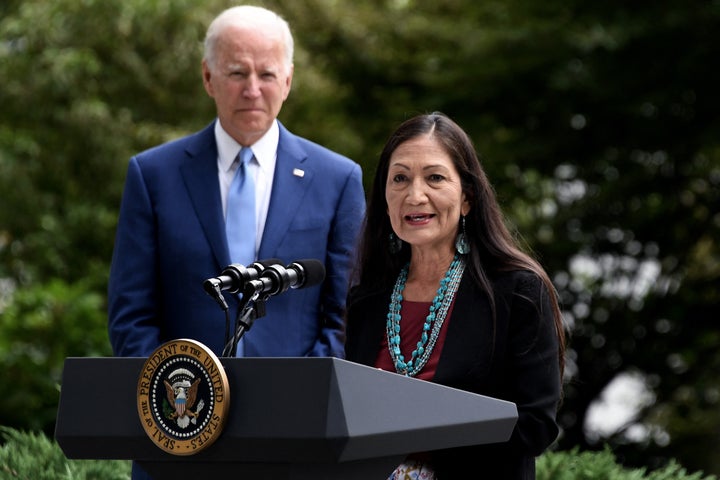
[163,368,205,428]
[137,339,230,455]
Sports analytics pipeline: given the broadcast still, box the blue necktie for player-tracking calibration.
[226,147,256,356]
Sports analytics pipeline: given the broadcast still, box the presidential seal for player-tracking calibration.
[137,339,229,455]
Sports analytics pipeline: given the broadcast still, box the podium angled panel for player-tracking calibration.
[329,360,518,461]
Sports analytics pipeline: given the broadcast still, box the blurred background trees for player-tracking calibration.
[1,0,718,475]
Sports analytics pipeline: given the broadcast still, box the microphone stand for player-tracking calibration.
[222,280,269,357]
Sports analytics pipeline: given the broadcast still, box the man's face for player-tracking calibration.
[202,24,293,146]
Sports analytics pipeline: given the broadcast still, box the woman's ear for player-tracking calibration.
[461,195,471,217]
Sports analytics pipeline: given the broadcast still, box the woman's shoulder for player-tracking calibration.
[487,268,547,296]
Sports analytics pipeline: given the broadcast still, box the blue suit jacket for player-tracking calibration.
[108,120,365,358]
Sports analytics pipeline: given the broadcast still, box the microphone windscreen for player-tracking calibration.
[292,259,325,288]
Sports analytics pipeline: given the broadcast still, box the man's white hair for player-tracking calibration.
[203,5,294,71]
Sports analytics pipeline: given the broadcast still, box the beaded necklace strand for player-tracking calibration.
[386,254,465,377]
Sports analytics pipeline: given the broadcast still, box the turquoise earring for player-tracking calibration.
[389,232,403,254]
[455,216,469,254]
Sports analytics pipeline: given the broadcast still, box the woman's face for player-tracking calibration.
[385,134,470,253]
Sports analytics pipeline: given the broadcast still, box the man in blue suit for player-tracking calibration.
[108,5,365,363]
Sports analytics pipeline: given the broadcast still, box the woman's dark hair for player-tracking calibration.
[352,111,566,377]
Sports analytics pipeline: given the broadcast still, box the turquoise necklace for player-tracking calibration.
[386,254,465,377]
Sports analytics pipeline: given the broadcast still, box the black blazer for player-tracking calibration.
[345,269,562,479]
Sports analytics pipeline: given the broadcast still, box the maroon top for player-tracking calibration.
[374,299,456,380]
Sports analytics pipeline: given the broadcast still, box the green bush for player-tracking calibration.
[538,447,718,480]
[0,427,130,479]
[1,427,716,480]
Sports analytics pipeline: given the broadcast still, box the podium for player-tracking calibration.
[56,357,517,479]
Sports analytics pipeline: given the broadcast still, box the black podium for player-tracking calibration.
[56,357,517,479]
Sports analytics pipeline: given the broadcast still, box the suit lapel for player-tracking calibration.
[179,122,230,269]
[258,124,313,257]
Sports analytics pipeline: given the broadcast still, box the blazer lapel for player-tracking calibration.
[179,122,230,269]
[258,124,313,258]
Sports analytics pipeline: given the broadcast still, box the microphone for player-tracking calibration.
[251,259,325,297]
[203,258,282,296]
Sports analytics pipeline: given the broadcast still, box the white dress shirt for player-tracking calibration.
[216,120,278,258]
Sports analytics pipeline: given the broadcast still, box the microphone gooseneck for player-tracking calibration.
[209,258,326,358]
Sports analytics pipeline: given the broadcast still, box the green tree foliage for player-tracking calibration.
[0,280,107,432]
[1,0,719,475]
